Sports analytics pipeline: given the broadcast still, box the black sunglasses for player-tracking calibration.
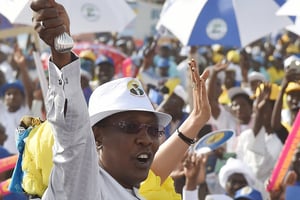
[104,120,165,138]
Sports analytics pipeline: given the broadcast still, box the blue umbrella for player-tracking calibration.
[0,13,12,30]
[158,0,293,48]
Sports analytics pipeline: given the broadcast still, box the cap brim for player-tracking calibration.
[90,109,171,127]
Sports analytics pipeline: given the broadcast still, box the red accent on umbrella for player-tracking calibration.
[73,42,127,76]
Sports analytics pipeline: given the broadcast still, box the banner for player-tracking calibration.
[267,111,300,191]
[0,179,11,196]
[0,154,18,174]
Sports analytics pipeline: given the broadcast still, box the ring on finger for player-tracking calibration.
[40,21,45,29]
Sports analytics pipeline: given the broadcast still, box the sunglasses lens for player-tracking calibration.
[147,126,164,138]
[117,121,164,138]
[122,122,141,134]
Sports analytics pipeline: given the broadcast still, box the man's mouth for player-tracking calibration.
[137,153,150,162]
[135,152,152,169]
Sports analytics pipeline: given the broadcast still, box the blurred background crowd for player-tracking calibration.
[0,0,300,199]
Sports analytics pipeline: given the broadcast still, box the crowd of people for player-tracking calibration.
[0,0,300,200]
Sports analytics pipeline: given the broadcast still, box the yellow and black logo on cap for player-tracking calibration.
[127,80,145,96]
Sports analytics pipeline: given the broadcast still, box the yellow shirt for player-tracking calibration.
[218,88,231,105]
[140,170,181,200]
[267,66,285,85]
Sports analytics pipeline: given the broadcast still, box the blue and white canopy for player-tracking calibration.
[0,0,136,35]
[276,0,300,36]
[158,0,293,48]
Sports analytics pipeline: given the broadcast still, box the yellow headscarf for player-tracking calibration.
[139,170,181,200]
[22,120,54,197]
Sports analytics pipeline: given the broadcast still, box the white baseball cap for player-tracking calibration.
[227,86,250,100]
[248,71,266,83]
[284,55,300,69]
[88,77,172,127]
[219,158,256,189]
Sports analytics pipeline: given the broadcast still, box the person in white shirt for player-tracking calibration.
[271,65,300,134]
[0,44,15,82]
[236,83,283,184]
[206,63,237,153]
[30,1,211,199]
[0,47,33,154]
[0,81,31,154]
[206,158,264,200]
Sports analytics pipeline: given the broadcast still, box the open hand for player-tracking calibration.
[189,59,211,126]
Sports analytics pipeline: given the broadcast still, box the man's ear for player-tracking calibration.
[92,126,104,149]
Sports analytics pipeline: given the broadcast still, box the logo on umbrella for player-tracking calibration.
[81,3,100,22]
[206,18,228,41]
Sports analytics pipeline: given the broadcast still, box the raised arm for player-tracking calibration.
[252,83,271,136]
[13,45,34,109]
[271,68,300,131]
[151,59,211,183]
[207,63,228,119]
[31,1,99,199]
[139,37,157,74]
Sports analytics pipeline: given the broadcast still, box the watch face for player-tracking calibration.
[193,129,234,153]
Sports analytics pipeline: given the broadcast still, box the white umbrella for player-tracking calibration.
[0,0,29,25]
[276,0,300,36]
[276,0,300,16]
[156,0,176,33]
[0,0,136,35]
[0,0,136,95]
[158,0,293,48]
[285,18,300,36]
